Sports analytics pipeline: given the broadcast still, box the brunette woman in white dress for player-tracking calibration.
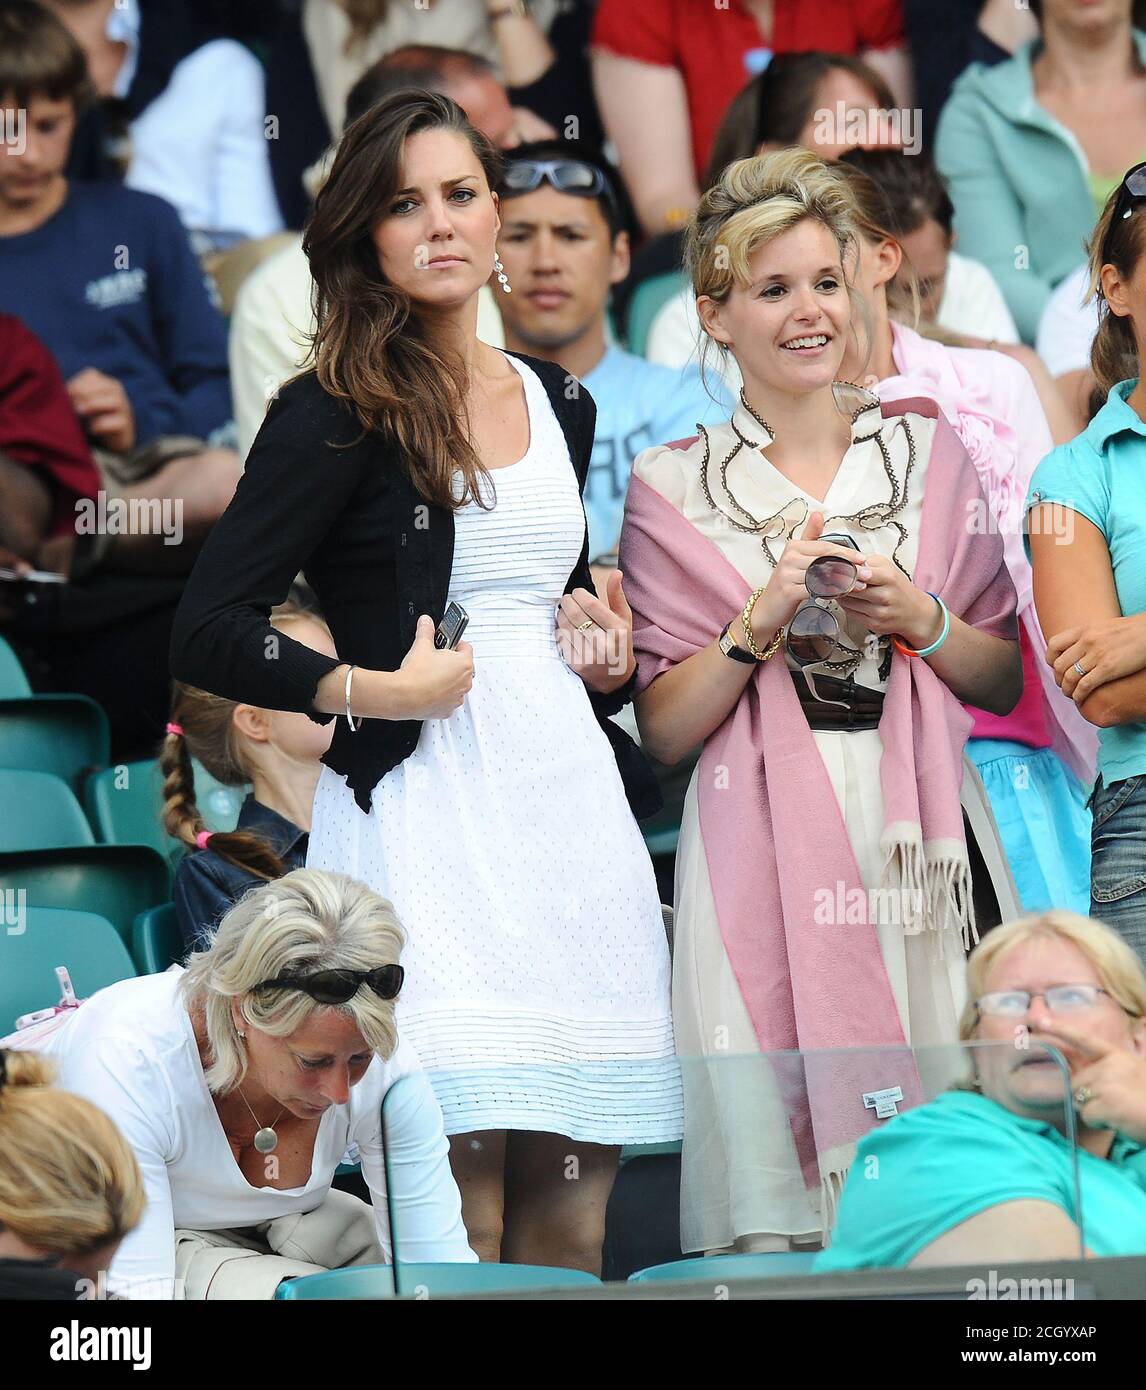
[171,92,680,1274]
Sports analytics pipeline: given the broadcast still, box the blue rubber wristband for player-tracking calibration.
[912,593,950,658]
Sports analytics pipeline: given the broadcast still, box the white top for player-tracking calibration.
[939,251,1020,345]
[302,0,564,134]
[645,252,1019,394]
[40,970,475,1298]
[123,40,284,242]
[1036,263,1096,378]
[229,238,507,459]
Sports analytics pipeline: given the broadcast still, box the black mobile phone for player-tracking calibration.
[434,601,469,650]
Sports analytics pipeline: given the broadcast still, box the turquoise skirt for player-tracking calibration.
[966,739,1091,916]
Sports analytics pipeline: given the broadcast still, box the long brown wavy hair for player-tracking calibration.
[1088,181,1146,418]
[303,90,505,510]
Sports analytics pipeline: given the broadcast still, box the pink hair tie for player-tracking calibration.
[165,722,184,737]
[195,830,214,850]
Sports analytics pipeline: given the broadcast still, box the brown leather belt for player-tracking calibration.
[792,670,885,731]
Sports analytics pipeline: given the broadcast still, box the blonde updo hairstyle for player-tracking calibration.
[685,146,872,390]
[0,1051,145,1259]
[959,910,1146,1042]
[180,868,406,1095]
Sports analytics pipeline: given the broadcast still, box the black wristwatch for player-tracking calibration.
[719,620,756,664]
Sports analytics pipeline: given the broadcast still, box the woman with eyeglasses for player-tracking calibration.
[1028,168,1146,964]
[32,869,474,1298]
[171,89,680,1274]
[817,910,1146,1269]
[619,147,1022,1257]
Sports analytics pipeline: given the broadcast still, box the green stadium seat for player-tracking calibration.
[85,759,246,864]
[0,695,109,793]
[131,902,185,974]
[0,769,94,851]
[0,906,136,1031]
[625,270,688,357]
[628,1251,819,1283]
[274,1261,602,1300]
[0,844,172,954]
[0,635,32,697]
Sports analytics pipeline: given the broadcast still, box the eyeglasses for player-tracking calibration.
[786,536,864,708]
[975,984,1115,1019]
[251,965,404,1005]
[502,159,618,216]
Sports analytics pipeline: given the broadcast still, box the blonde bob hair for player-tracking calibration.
[684,145,870,385]
[0,1051,145,1258]
[959,910,1146,1041]
[180,868,406,1095]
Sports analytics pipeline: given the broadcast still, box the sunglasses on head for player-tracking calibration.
[502,159,617,215]
[1102,162,1146,262]
[251,965,404,1005]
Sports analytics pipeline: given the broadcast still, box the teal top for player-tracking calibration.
[1025,379,1146,787]
[935,32,1146,344]
[814,1090,1146,1271]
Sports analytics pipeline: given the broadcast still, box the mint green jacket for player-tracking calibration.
[935,33,1146,344]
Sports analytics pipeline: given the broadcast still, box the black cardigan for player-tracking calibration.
[170,352,661,817]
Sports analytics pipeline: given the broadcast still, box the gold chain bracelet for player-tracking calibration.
[739,587,784,662]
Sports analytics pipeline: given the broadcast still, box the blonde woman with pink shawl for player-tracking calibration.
[618,149,1022,1256]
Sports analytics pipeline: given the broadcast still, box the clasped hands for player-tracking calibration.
[749,512,942,650]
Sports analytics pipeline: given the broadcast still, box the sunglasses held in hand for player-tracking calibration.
[786,534,865,706]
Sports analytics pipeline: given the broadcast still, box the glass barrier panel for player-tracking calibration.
[379,1041,1087,1287]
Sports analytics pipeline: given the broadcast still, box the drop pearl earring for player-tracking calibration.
[494,252,512,294]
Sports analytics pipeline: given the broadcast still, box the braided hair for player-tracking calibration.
[160,604,330,881]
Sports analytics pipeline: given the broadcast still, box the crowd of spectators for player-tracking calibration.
[6,0,1146,1300]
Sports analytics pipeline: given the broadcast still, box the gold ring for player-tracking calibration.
[1074,1085,1092,1107]
[576,619,595,632]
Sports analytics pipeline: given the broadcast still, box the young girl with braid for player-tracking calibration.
[163,606,338,949]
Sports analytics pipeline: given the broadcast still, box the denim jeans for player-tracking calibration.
[1090,774,1146,965]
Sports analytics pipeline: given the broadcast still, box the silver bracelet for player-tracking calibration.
[344,664,363,733]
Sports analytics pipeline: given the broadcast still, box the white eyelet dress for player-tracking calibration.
[306,354,683,1144]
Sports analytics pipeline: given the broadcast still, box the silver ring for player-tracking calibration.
[1074,1085,1093,1107]
[1073,660,1087,678]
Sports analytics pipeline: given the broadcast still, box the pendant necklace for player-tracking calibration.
[237,1086,286,1154]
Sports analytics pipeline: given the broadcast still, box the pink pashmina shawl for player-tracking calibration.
[620,399,1019,1195]
[884,323,1096,784]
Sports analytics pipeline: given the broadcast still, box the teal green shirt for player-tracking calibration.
[1025,379,1146,787]
[935,33,1146,343]
[814,1091,1146,1271]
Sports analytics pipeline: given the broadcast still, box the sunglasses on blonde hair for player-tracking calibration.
[250,965,404,1005]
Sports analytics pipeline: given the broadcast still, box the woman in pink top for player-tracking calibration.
[832,156,1095,913]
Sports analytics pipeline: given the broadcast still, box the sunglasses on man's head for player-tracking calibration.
[251,965,404,1005]
[502,159,617,215]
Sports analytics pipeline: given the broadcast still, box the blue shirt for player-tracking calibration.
[0,181,232,447]
[580,345,731,561]
[815,1090,1146,1270]
[173,795,306,952]
[1025,379,1146,785]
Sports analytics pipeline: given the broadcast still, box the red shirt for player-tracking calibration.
[592,0,905,178]
[0,314,100,538]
